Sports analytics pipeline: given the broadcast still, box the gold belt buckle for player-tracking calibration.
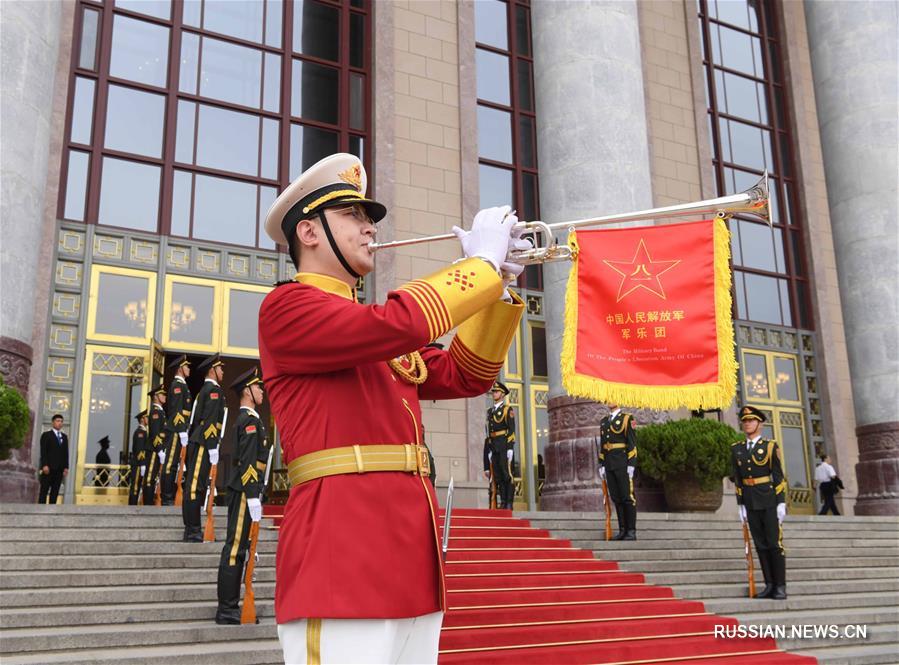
[416,445,431,477]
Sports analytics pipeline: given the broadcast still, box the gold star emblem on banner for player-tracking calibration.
[603,238,681,302]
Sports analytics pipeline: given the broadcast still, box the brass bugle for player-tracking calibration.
[369,171,769,265]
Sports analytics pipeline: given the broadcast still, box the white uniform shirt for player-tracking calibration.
[815,461,836,484]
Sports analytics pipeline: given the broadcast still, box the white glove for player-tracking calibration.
[777,503,786,523]
[139,465,146,477]
[452,205,519,273]
[157,451,166,465]
[179,432,188,447]
[247,497,262,522]
[627,466,635,479]
[738,504,747,524]
[208,448,219,466]
[598,466,606,480]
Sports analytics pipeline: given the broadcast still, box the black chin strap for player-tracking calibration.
[318,210,360,280]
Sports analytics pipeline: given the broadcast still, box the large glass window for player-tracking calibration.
[59,1,371,252]
[474,0,541,289]
[87,267,157,344]
[698,0,811,328]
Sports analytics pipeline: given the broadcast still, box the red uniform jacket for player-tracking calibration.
[259,260,523,623]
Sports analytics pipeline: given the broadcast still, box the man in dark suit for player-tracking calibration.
[39,414,69,504]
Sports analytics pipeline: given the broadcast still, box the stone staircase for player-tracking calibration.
[522,510,899,665]
[1,504,897,664]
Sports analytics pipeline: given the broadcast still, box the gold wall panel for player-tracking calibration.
[47,357,75,384]
[256,258,277,281]
[227,255,250,277]
[167,246,191,269]
[196,250,221,273]
[49,324,77,352]
[55,262,82,288]
[52,292,81,320]
[58,230,85,256]
[130,240,158,265]
[43,391,72,418]
[94,235,124,260]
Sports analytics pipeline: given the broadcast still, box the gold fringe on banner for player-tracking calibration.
[561,218,738,410]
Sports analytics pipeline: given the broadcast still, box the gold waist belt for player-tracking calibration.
[743,475,772,486]
[287,444,431,488]
[489,429,508,438]
[603,443,626,451]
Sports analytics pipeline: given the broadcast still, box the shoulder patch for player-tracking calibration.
[174,387,181,393]
[245,425,257,434]
[210,392,219,400]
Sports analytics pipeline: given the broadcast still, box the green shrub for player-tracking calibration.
[636,418,742,491]
[0,377,31,461]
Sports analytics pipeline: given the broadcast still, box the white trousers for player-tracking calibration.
[278,611,443,665]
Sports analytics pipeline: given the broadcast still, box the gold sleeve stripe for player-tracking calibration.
[453,291,524,366]
[449,337,503,381]
[204,423,218,439]
[397,281,452,339]
[410,280,452,332]
[627,449,637,459]
[735,487,742,495]
[173,414,185,425]
[397,283,438,339]
[775,480,786,494]
[241,466,259,485]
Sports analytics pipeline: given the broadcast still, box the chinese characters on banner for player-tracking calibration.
[561,218,737,410]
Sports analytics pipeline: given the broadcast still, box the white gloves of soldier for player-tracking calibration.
[777,503,786,524]
[208,448,219,466]
[452,205,524,275]
[158,451,166,465]
[179,432,188,447]
[139,465,146,477]
[247,497,262,522]
[627,466,635,479]
[738,504,747,524]
[598,466,606,480]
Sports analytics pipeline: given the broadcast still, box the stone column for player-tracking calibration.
[805,1,898,515]
[0,1,63,501]
[531,0,655,510]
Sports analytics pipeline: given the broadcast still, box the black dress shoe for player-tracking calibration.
[622,530,637,541]
[770,586,787,600]
[215,615,241,625]
[755,584,774,599]
[611,531,626,541]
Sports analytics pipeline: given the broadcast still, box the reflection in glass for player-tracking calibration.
[515,6,530,55]
[258,186,277,249]
[171,170,192,237]
[729,218,743,265]
[350,12,364,68]
[95,273,151,337]
[201,37,262,108]
[289,124,338,179]
[64,151,90,222]
[266,0,283,47]
[476,50,510,105]
[70,77,95,145]
[737,220,775,272]
[349,135,364,162]
[85,373,141,475]
[261,118,279,180]
[535,395,548,487]
[530,325,548,377]
[519,115,536,168]
[719,118,771,171]
[169,282,215,345]
[293,0,339,61]
[715,69,767,124]
[774,356,799,401]
[744,272,782,325]
[195,104,260,176]
[183,0,201,26]
[710,23,763,77]
[191,174,257,247]
[263,53,281,112]
[105,85,166,158]
[778,279,793,327]
[742,352,769,399]
[110,16,169,87]
[203,0,264,43]
[714,0,755,31]
[517,59,533,111]
[79,8,100,70]
[479,164,513,210]
[98,157,160,231]
[780,425,809,487]
[521,172,538,220]
[477,106,513,163]
[291,60,339,123]
[506,334,519,376]
[115,0,171,20]
[733,270,747,319]
[228,290,266,349]
[179,32,200,95]
[175,100,197,164]
[349,73,365,130]
[475,0,507,49]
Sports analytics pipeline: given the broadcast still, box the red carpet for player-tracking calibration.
[263,506,816,664]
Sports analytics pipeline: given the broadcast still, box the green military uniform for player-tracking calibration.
[216,367,270,624]
[128,410,149,505]
[142,387,166,505]
[182,355,226,542]
[732,405,787,599]
[485,382,516,510]
[160,355,193,504]
[598,409,638,540]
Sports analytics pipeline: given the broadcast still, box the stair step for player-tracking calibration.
[0,639,283,665]
[0,541,278,556]
[617,556,899,572]
[0,583,275,608]
[644,566,899,585]
[0,553,276,571]
[0,567,276,590]
[797,641,899,665]
[672,577,899,600]
[703,590,899,614]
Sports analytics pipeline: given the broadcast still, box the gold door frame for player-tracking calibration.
[75,344,150,505]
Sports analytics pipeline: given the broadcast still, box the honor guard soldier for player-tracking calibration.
[182,354,226,542]
[143,385,167,505]
[259,153,525,663]
[485,382,516,509]
[160,355,193,504]
[732,405,788,599]
[128,410,149,505]
[598,405,638,540]
[216,367,269,624]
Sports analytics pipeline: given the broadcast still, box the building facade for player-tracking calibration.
[1,0,895,514]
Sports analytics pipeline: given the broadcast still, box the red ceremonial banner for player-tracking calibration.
[561,218,737,410]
